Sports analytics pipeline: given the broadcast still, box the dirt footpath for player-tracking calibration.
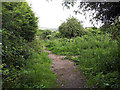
[43,44,87,88]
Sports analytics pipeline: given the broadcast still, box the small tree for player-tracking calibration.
[58,17,84,38]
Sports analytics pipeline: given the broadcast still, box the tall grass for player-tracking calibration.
[21,51,56,88]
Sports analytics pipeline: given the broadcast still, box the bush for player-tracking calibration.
[2,2,38,41]
[2,33,56,88]
[59,17,84,38]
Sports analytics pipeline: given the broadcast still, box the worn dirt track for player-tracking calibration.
[43,44,87,88]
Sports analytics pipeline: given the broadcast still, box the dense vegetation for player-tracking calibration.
[1,1,120,89]
[45,27,120,88]
[2,2,38,41]
[60,1,120,88]
[2,2,56,88]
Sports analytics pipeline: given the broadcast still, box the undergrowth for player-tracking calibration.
[2,30,56,88]
[45,33,120,88]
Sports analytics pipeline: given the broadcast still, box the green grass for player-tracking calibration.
[20,40,56,88]
[21,51,56,88]
[2,39,56,88]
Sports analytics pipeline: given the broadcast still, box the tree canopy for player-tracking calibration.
[62,1,120,24]
[59,17,84,38]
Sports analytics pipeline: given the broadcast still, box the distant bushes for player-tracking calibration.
[36,29,52,39]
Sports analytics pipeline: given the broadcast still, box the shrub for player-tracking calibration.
[58,17,84,38]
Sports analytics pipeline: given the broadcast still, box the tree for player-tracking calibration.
[59,17,84,38]
[2,2,38,41]
[62,1,120,24]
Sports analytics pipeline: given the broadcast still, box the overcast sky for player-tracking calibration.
[26,0,102,29]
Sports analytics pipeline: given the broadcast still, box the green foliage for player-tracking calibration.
[2,38,56,88]
[36,29,52,39]
[21,51,56,88]
[59,17,84,38]
[63,1,120,24]
[2,2,56,88]
[46,28,120,88]
[85,27,102,35]
[2,1,120,89]
[2,2,38,41]
[42,29,51,39]
[100,23,120,74]
[2,29,30,67]
[101,22,120,40]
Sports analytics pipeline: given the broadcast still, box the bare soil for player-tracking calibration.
[43,44,87,88]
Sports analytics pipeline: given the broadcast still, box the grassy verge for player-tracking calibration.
[2,39,56,88]
[21,51,56,88]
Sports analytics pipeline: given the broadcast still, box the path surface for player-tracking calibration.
[43,44,87,88]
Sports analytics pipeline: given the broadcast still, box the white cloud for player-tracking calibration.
[26,0,102,29]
